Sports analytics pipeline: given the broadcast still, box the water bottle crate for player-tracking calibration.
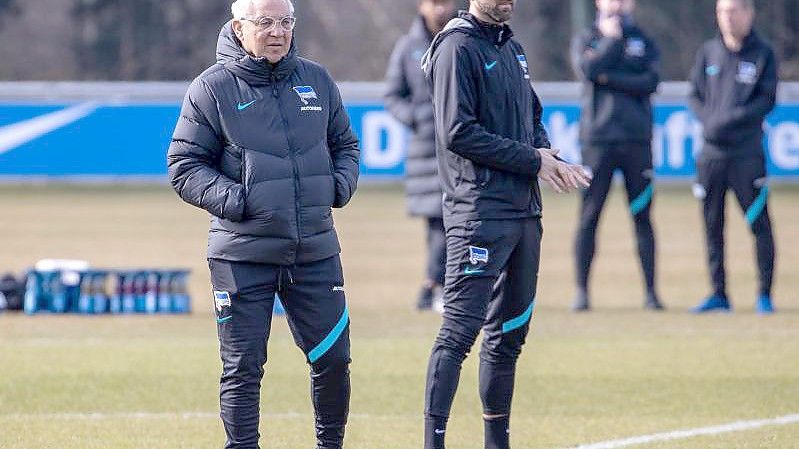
[23,269,192,315]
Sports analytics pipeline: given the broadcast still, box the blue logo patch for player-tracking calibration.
[213,291,231,312]
[736,61,758,84]
[237,100,256,111]
[469,246,489,265]
[484,61,498,71]
[625,38,646,57]
[293,86,319,105]
[705,65,720,76]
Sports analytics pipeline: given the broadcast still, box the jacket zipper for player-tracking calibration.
[496,45,542,217]
[272,78,303,262]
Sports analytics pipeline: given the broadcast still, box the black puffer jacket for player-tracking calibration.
[168,22,360,265]
[385,16,442,218]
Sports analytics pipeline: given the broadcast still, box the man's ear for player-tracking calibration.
[232,20,244,40]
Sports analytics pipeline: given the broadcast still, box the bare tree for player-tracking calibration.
[0,0,796,81]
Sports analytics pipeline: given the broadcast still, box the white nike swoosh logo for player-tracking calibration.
[0,102,98,156]
[434,429,446,435]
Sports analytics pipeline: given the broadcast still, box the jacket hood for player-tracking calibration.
[216,20,298,85]
[421,11,513,77]
[421,12,479,77]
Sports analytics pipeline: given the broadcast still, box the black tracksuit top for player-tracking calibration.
[422,11,551,224]
[571,23,660,146]
[689,31,778,158]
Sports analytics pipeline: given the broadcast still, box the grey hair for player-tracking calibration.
[231,0,295,19]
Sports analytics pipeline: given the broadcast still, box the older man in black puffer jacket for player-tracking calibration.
[167,0,359,448]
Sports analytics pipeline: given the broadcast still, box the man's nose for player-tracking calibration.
[268,26,286,38]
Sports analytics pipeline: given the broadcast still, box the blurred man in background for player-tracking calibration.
[167,0,360,447]
[689,0,778,314]
[385,0,456,312]
[570,0,663,312]
[421,0,591,448]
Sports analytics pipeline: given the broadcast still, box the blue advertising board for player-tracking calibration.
[1,101,797,180]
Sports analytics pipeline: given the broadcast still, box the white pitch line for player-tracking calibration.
[559,414,799,449]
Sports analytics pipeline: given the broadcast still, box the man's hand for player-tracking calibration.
[537,148,592,193]
[597,15,622,39]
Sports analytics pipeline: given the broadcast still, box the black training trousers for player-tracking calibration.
[209,255,351,449]
[424,218,542,449]
[575,143,657,294]
[695,152,775,298]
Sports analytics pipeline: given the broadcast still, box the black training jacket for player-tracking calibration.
[421,11,551,225]
[385,15,443,218]
[689,31,778,158]
[571,22,660,145]
[168,21,360,265]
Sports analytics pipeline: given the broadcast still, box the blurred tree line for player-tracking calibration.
[0,0,796,81]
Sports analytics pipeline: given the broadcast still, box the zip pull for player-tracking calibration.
[286,268,295,285]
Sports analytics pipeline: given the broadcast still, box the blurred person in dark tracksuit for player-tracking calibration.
[689,0,778,314]
[385,0,457,312]
[570,0,664,312]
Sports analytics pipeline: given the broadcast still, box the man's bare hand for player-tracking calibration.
[537,148,592,193]
[597,15,622,39]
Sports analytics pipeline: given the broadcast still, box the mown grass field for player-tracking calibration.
[0,184,797,449]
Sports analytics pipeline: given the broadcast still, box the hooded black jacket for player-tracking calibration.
[421,12,550,225]
[167,22,360,265]
[385,15,442,218]
[689,31,778,158]
[571,22,660,145]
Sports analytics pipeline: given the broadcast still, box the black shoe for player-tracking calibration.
[416,286,433,310]
[645,292,665,311]
[572,290,591,312]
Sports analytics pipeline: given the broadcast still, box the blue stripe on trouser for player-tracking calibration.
[746,185,769,226]
[630,184,653,216]
[307,305,349,363]
[501,301,535,334]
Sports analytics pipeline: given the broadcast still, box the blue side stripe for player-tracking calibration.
[745,185,769,225]
[308,305,349,363]
[502,301,535,334]
[630,184,654,216]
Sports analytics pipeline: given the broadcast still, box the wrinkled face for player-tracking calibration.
[717,0,754,40]
[472,0,514,23]
[596,0,635,17]
[419,0,456,32]
[233,0,293,63]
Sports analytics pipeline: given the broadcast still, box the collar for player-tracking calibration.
[459,10,513,47]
